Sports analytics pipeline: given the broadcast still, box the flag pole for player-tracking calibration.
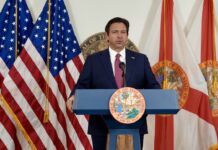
[15,0,18,58]
[43,0,51,123]
[211,0,217,95]
[163,0,168,89]
[212,0,216,63]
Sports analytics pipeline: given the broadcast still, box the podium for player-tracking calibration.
[73,89,179,150]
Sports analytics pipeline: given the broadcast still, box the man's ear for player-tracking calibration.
[105,32,109,42]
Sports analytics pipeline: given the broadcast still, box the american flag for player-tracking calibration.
[1,0,92,149]
[0,0,33,86]
[0,0,33,149]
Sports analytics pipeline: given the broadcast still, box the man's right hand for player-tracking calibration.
[66,95,75,112]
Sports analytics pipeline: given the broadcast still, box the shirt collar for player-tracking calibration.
[109,47,125,59]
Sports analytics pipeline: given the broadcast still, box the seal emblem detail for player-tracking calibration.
[80,32,138,59]
[200,60,218,117]
[109,87,146,124]
[152,60,189,108]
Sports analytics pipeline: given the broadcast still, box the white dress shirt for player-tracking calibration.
[109,47,126,75]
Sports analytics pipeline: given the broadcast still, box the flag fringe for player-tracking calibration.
[0,94,37,150]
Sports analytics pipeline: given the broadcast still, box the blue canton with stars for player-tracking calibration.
[0,0,33,68]
[29,0,81,77]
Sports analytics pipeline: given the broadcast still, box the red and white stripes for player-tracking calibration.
[1,39,92,149]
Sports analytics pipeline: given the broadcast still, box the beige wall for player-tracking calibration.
[0,0,217,49]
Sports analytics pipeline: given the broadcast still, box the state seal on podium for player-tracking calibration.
[109,87,146,124]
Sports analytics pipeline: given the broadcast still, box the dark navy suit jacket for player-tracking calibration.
[72,49,160,135]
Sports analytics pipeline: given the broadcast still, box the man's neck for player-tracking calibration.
[109,47,125,53]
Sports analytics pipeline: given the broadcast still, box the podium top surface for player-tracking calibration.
[73,89,179,115]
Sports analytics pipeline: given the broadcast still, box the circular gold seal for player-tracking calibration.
[152,60,189,109]
[80,32,138,59]
[109,87,146,124]
[200,60,218,117]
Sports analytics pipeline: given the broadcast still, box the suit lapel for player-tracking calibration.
[100,49,117,88]
[99,49,136,88]
[126,50,136,85]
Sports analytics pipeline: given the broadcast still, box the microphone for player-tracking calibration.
[119,62,126,87]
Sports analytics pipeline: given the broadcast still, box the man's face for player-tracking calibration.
[106,22,128,52]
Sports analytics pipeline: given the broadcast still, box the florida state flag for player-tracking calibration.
[141,0,217,149]
[186,0,218,137]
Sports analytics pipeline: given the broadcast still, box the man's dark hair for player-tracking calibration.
[105,17,129,35]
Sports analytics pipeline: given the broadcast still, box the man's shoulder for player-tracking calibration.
[126,49,147,58]
[88,49,109,58]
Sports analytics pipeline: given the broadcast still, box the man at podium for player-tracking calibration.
[66,17,160,150]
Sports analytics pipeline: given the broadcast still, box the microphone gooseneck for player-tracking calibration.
[119,62,125,71]
[119,62,126,87]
